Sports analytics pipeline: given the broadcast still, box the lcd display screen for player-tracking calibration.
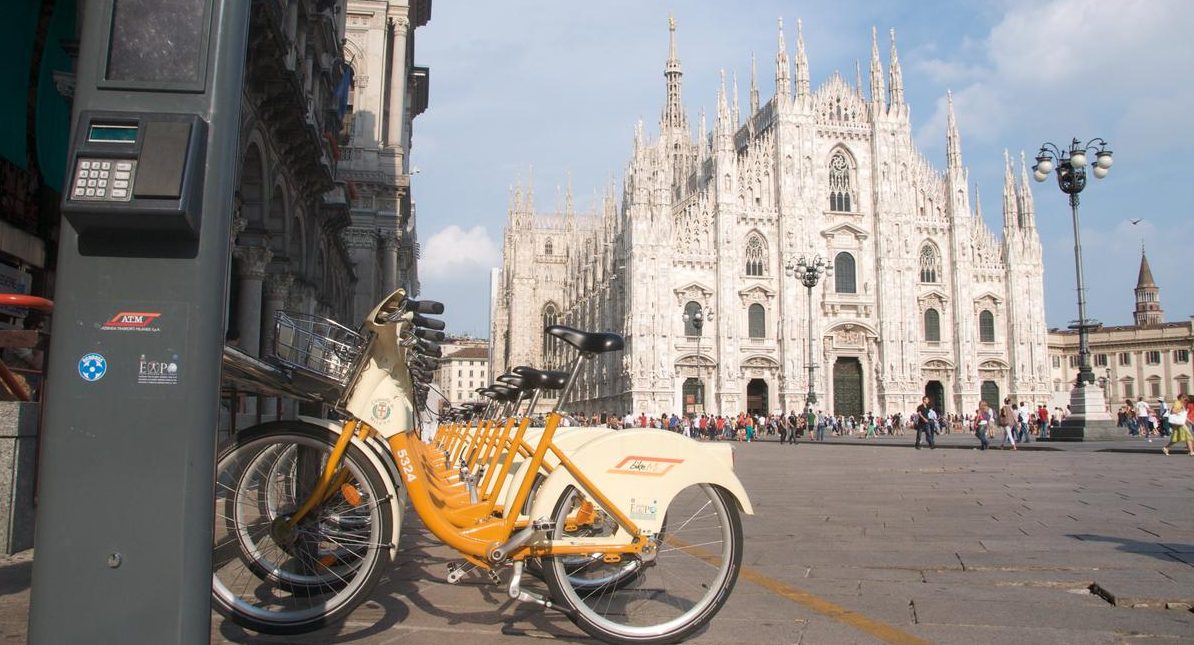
[88,125,138,143]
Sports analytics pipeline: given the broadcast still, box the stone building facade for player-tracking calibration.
[1048,252,1194,410]
[338,0,429,322]
[492,20,1050,418]
[434,340,490,408]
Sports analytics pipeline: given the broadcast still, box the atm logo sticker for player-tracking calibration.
[101,312,162,332]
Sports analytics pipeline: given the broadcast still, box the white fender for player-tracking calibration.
[528,429,753,538]
[298,416,406,557]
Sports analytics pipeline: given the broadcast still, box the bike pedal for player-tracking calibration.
[446,561,474,584]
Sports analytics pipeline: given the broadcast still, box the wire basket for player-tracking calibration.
[271,312,366,385]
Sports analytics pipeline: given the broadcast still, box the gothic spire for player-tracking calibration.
[749,52,760,114]
[775,17,791,100]
[794,18,810,101]
[526,163,535,211]
[855,60,864,98]
[973,183,984,221]
[698,108,708,155]
[1001,149,1017,230]
[661,15,687,133]
[716,69,730,136]
[1018,151,1036,228]
[869,26,885,107]
[732,70,740,125]
[888,28,905,108]
[564,171,574,215]
[946,91,962,170]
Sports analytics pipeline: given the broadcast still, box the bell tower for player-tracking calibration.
[1133,248,1163,327]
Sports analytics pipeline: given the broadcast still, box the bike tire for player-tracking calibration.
[541,483,742,644]
[211,421,394,634]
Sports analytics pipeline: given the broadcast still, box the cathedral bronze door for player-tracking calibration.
[833,358,863,417]
[747,379,768,415]
[981,381,1000,407]
[924,380,945,415]
[683,377,705,414]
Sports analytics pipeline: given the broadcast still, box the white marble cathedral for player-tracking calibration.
[491,19,1050,418]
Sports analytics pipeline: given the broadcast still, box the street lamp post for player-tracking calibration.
[785,255,833,412]
[682,307,714,414]
[1032,137,1118,440]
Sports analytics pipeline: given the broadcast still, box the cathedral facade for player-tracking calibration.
[491,20,1050,418]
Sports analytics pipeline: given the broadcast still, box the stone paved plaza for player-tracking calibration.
[3,437,1193,644]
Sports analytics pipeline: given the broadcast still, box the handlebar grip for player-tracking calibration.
[407,299,444,315]
[411,314,446,330]
[413,328,446,342]
[414,337,443,357]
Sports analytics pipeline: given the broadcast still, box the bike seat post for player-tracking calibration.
[552,351,589,415]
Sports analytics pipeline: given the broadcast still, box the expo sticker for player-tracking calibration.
[100,311,162,332]
[137,353,180,385]
[78,353,107,382]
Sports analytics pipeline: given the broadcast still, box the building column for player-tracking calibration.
[381,231,400,295]
[342,226,379,323]
[262,273,295,360]
[384,16,411,148]
[232,245,272,357]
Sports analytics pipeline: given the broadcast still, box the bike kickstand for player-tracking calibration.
[506,561,573,617]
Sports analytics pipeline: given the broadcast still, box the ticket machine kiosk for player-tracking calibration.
[29,1,249,642]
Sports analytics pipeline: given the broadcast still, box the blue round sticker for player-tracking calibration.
[78,353,107,382]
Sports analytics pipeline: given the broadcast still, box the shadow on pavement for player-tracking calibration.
[1069,533,1194,564]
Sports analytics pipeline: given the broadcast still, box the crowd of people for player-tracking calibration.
[563,397,1071,449]
[562,393,1194,455]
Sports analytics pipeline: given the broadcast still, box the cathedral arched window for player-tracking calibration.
[924,308,941,343]
[834,252,856,294]
[745,234,766,276]
[748,304,766,339]
[683,301,703,337]
[828,151,853,212]
[919,244,940,283]
[979,310,995,343]
[544,238,553,256]
[542,302,559,363]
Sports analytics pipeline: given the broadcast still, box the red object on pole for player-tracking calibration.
[0,294,54,312]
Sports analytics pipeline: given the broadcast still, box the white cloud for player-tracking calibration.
[915,0,1194,155]
[419,225,500,280]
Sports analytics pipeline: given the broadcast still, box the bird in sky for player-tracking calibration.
[1130,218,1143,225]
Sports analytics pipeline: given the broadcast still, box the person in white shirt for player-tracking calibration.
[1134,398,1154,440]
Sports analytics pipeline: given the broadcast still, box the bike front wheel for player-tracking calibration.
[211,422,394,634]
[541,483,743,644]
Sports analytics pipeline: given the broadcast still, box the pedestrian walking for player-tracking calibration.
[1161,393,1194,456]
[914,396,936,449]
[973,400,993,450]
[998,397,1017,450]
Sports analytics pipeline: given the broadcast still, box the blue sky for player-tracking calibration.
[410,0,1194,338]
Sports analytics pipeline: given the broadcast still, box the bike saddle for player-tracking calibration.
[495,373,529,390]
[512,366,568,390]
[487,384,521,402]
[544,325,624,354]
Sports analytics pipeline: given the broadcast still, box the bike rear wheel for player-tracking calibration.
[211,422,394,634]
[542,483,742,644]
